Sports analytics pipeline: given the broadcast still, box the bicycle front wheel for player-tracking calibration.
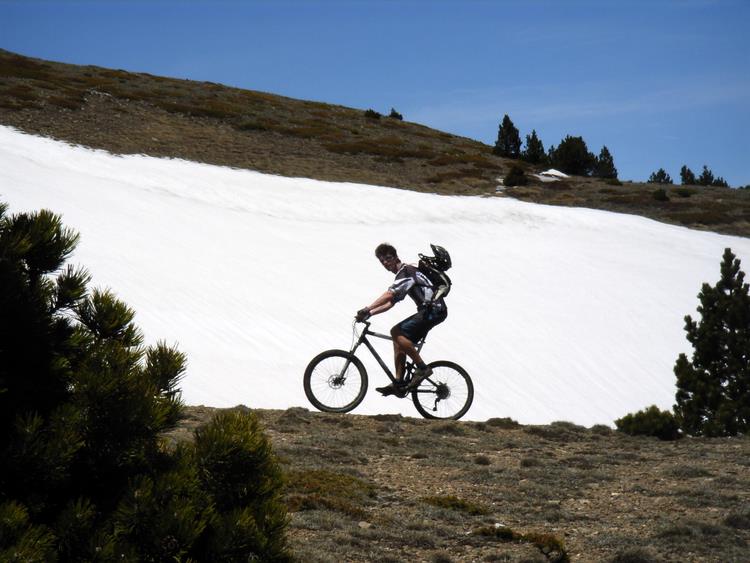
[411,360,473,420]
[303,349,368,413]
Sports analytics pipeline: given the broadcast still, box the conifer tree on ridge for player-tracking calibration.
[673,248,750,437]
[493,114,522,158]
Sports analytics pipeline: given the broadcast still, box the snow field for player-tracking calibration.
[2,125,748,425]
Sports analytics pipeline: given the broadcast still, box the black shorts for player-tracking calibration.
[395,306,447,344]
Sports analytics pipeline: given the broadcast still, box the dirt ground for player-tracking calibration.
[165,406,750,562]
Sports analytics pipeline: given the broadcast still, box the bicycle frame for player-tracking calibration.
[350,321,425,384]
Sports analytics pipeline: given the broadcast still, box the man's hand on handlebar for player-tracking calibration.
[355,308,371,322]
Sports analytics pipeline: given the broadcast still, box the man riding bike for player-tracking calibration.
[355,243,448,397]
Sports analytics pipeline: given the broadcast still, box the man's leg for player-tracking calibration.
[392,332,407,382]
[391,326,424,381]
[377,318,426,396]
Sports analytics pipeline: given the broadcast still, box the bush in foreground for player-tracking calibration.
[615,405,681,440]
[0,202,290,561]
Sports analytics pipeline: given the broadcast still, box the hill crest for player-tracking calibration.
[1,48,748,237]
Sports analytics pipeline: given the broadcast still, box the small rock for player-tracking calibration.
[358,521,371,529]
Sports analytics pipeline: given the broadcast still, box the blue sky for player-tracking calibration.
[2,0,748,186]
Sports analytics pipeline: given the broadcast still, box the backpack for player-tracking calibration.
[418,244,452,302]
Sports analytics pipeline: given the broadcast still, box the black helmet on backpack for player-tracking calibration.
[418,244,451,273]
[429,244,451,271]
[417,244,452,302]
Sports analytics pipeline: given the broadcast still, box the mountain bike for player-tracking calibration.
[303,320,473,420]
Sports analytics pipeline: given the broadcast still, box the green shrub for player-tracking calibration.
[0,202,291,561]
[422,495,490,515]
[652,188,670,202]
[388,107,403,120]
[504,164,528,187]
[486,417,520,428]
[364,108,381,119]
[48,92,86,110]
[520,456,543,468]
[235,117,278,132]
[284,468,376,518]
[474,525,569,562]
[324,139,434,160]
[429,422,466,435]
[674,187,695,198]
[615,405,681,440]
[2,83,39,101]
[610,549,657,562]
[724,509,750,529]
[590,424,613,435]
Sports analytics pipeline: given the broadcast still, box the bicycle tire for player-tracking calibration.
[411,360,473,420]
[303,349,368,413]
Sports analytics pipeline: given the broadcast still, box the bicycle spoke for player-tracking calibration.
[411,361,473,420]
[304,350,368,413]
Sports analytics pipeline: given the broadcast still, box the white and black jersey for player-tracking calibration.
[388,264,446,311]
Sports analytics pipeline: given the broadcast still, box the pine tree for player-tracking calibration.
[647,168,673,184]
[0,202,291,560]
[697,165,715,186]
[548,135,596,176]
[521,129,547,164]
[680,165,697,185]
[673,248,750,436]
[388,107,403,120]
[493,114,522,158]
[593,145,618,179]
[712,176,729,188]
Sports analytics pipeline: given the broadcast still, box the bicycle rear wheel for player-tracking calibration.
[411,360,473,420]
[304,349,368,413]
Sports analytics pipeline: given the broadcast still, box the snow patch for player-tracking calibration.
[2,125,748,425]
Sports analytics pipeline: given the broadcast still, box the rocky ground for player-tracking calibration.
[165,406,750,563]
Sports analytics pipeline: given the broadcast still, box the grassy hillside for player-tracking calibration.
[1,49,749,238]
[167,406,750,562]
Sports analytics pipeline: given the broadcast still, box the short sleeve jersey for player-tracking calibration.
[388,264,446,311]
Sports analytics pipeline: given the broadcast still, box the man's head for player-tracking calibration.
[375,243,400,273]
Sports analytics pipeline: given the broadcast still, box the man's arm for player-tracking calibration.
[365,290,395,316]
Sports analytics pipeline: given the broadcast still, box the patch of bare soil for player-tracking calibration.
[165,406,750,562]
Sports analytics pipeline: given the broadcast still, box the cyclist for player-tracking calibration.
[355,243,447,397]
